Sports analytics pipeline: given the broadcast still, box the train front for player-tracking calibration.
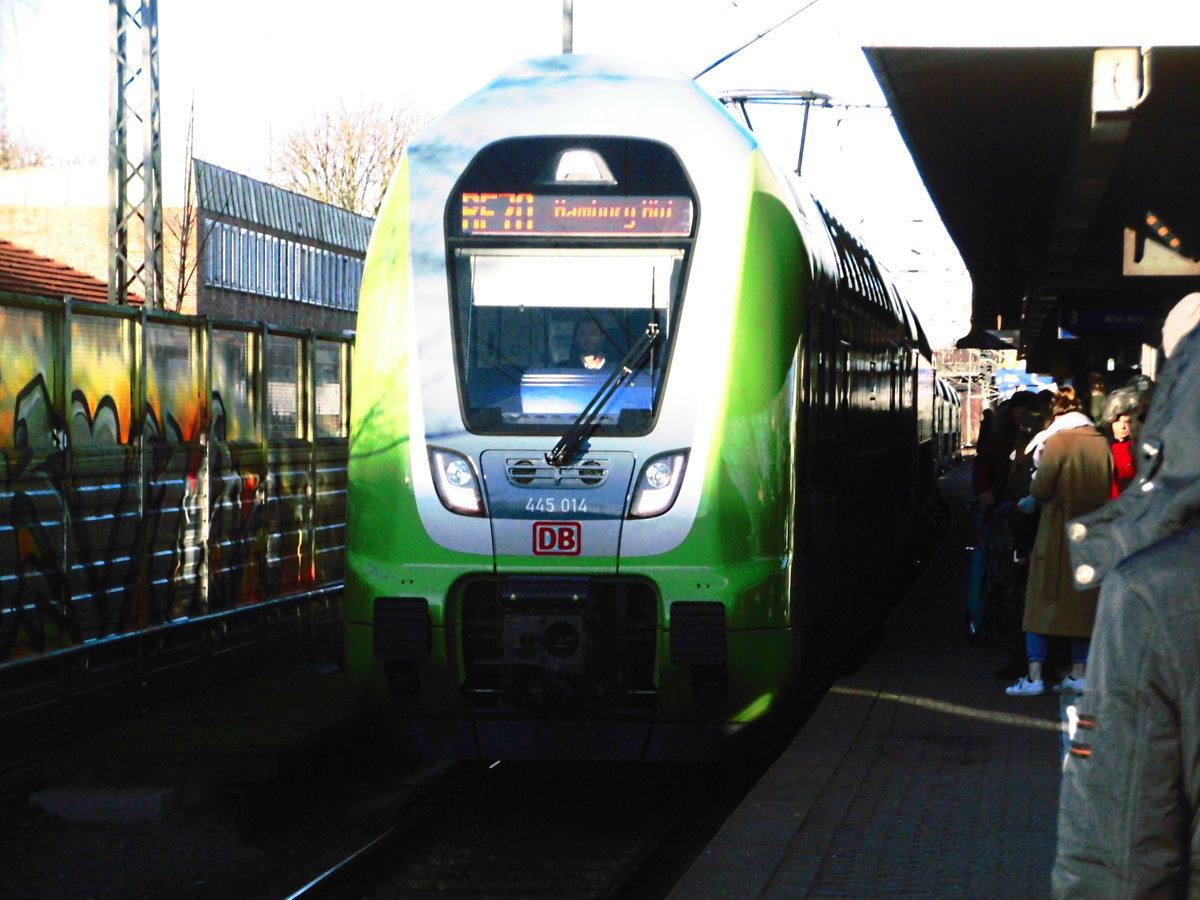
[347,56,806,761]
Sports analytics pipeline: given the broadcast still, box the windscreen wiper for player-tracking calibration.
[545,322,659,468]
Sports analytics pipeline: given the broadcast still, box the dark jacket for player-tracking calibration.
[972,428,1015,500]
[1053,322,1200,898]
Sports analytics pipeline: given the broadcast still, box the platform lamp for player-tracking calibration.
[1091,46,1151,128]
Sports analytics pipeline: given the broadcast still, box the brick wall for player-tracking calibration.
[0,205,108,291]
[0,205,200,314]
[204,286,356,334]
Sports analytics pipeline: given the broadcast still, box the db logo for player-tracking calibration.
[532,521,582,555]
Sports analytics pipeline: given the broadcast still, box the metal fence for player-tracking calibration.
[0,292,350,757]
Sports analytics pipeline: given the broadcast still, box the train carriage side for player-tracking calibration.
[935,376,964,470]
[905,295,939,497]
[786,198,930,657]
[345,55,933,761]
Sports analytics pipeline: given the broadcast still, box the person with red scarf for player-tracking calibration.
[1099,388,1139,498]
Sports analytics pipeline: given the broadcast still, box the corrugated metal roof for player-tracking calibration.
[0,238,138,305]
[193,159,373,253]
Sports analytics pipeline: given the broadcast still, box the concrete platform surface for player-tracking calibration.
[671,465,1066,899]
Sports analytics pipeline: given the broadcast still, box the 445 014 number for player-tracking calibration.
[525,496,588,513]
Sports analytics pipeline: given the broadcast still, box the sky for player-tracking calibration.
[0,0,1038,347]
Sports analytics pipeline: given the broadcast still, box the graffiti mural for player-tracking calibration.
[1,373,70,660]
[0,297,350,667]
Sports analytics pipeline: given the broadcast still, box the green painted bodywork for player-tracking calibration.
[347,146,814,734]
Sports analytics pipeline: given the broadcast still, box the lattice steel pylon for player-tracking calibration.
[108,0,163,308]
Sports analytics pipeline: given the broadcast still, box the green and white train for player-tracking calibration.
[345,55,942,761]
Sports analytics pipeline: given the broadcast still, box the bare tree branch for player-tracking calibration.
[163,101,241,314]
[164,101,198,313]
[0,128,46,168]
[266,101,432,216]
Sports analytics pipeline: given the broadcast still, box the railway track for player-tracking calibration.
[285,647,839,899]
[286,752,784,899]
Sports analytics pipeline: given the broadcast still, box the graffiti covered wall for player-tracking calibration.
[0,293,349,668]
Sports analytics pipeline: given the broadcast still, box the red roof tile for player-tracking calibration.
[0,238,142,305]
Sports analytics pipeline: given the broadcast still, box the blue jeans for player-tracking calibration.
[1025,632,1089,665]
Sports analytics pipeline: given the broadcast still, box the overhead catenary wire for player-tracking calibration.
[693,0,826,80]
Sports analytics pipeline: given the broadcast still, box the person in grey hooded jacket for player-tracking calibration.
[1052,293,1200,897]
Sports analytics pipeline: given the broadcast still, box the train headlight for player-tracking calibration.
[630,451,687,518]
[430,448,485,516]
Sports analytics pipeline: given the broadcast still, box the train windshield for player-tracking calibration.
[445,136,696,436]
[449,248,683,434]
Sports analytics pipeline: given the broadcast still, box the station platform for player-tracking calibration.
[670,464,1066,898]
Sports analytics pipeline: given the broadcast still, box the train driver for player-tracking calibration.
[559,317,615,370]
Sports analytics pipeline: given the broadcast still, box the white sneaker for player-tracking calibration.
[1005,676,1045,696]
[1052,675,1085,693]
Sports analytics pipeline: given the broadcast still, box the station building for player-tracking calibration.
[0,158,370,333]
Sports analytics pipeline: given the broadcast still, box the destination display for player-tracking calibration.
[458,193,693,237]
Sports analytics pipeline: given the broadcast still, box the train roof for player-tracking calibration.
[936,377,962,403]
[899,289,934,360]
[412,55,751,153]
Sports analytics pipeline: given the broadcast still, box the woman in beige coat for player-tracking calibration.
[1006,388,1114,696]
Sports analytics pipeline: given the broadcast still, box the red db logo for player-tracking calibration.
[533,521,582,555]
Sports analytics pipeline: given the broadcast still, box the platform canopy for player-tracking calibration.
[860,3,1200,370]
